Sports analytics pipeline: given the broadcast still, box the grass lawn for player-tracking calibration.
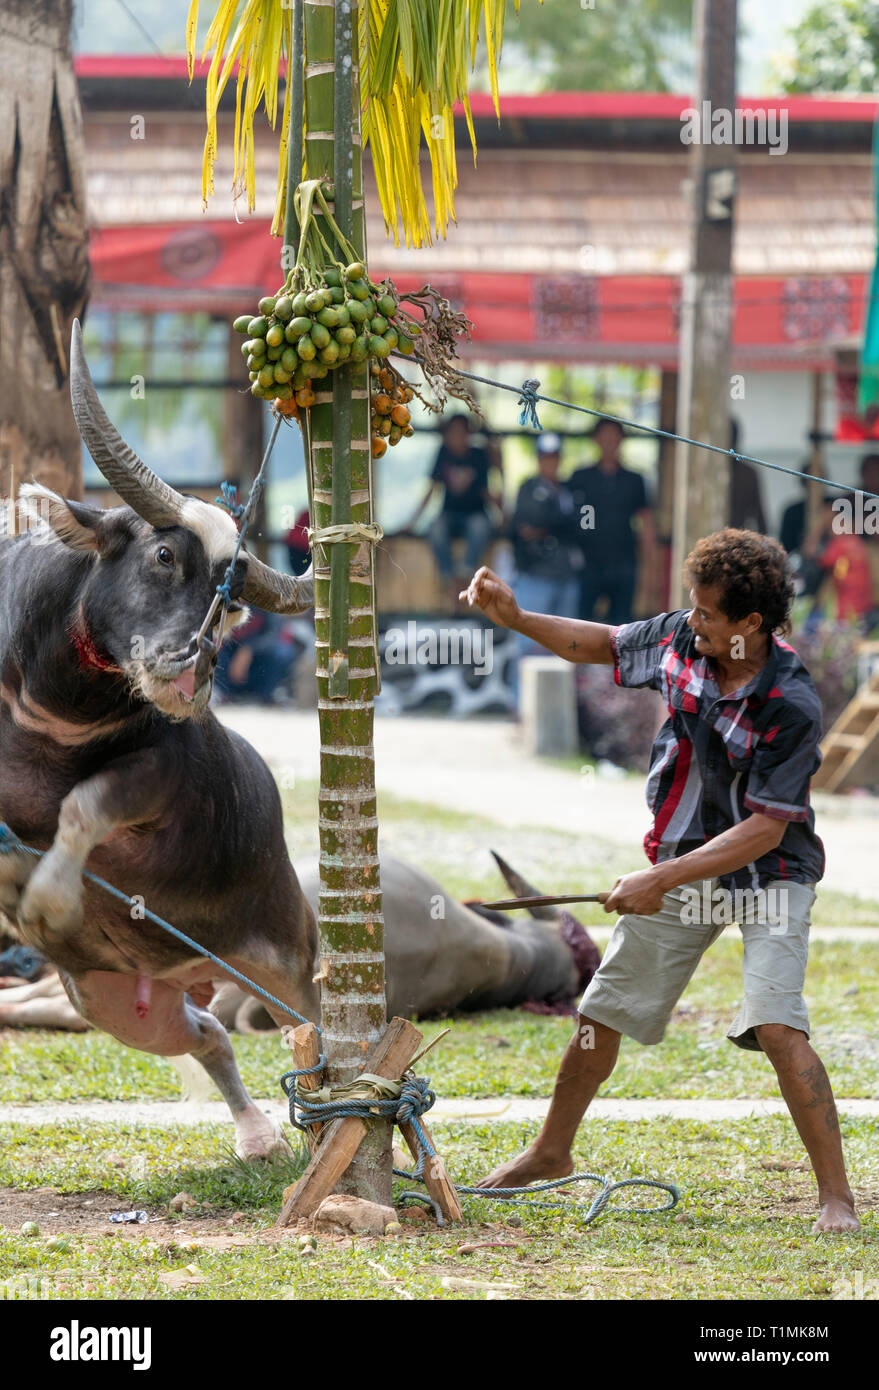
[0,1116,876,1301]
[0,782,876,1301]
[2,936,876,1104]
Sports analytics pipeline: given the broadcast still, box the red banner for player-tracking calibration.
[90,222,866,368]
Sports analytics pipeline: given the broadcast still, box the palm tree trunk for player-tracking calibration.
[301,0,390,1204]
[0,0,89,503]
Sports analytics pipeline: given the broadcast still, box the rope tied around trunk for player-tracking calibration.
[282,1068,437,1176]
[306,521,384,549]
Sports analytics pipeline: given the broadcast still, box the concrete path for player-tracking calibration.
[3,1095,879,1129]
[218,707,879,904]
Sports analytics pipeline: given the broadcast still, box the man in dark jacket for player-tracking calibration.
[568,418,655,625]
[511,432,580,701]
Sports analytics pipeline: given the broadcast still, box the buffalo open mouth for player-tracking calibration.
[130,659,212,719]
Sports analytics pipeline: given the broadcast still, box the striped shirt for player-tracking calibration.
[611,610,825,891]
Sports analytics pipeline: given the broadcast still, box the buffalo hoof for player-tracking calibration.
[233,1110,292,1164]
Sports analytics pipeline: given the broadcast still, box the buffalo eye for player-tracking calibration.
[155,545,175,569]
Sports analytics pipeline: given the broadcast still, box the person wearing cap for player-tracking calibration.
[567,418,656,625]
[405,413,503,605]
[510,432,581,702]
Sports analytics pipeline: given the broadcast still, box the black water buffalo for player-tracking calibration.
[0,323,316,1158]
[0,324,597,1158]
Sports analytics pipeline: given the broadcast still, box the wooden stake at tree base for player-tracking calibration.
[286,1022,323,1152]
[277,1017,463,1226]
[278,1018,419,1224]
[398,1119,464,1223]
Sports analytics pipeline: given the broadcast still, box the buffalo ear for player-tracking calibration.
[18,484,110,553]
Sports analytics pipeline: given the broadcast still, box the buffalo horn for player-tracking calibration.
[69,319,186,529]
[490,850,558,920]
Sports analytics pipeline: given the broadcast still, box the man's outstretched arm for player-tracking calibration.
[461,566,615,665]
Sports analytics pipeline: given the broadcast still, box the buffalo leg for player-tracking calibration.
[17,749,170,941]
[63,971,290,1161]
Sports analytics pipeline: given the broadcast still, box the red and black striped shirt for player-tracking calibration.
[611,611,825,890]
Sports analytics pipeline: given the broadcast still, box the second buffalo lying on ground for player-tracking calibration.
[0,851,598,1032]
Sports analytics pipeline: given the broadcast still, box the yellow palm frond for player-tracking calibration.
[187,0,292,219]
[188,0,529,246]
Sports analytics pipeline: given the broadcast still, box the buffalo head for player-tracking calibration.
[19,321,313,720]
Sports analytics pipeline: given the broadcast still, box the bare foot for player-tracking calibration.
[812,1196,860,1234]
[476,1144,574,1191]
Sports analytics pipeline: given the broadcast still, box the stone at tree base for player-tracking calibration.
[168,1192,197,1214]
[313,1193,397,1237]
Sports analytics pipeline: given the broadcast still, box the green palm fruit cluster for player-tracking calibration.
[232,262,418,403]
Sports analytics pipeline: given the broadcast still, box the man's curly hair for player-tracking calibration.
[684,529,795,635]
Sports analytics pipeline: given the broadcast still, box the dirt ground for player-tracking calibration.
[0,1183,508,1253]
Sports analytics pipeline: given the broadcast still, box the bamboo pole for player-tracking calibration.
[301,0,390,1205]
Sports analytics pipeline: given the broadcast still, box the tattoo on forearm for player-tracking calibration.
[798,1062,840,1133]
[568,641,578,652]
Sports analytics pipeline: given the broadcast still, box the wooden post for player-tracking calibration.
[671,0,738,605]
[277,1018,421,1224]
[398,1119,464,1223]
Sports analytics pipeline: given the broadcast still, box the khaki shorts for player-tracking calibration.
[578,878,816,1052]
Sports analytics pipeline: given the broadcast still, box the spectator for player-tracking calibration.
[511,432,581,699]
[802,496,874,630]
[285,507,311,577]
[779,462,822,598]
[406,413,503,602]
[859,453,879,620]
[567,417,656,625]
[214,610,301,705]
[729,419,767,533]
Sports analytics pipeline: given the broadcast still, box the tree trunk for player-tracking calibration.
[300,0,390,1203]
[0,0,89,503]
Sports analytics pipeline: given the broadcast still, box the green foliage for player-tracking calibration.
[777,0,879,94]
[491,0,693,93]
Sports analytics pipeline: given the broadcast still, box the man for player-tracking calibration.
[407,413,503,603]
[511,432,580,701]
[729,418,767,533]
[802,494,875,630]
[461,529,859,1234]
[567,417,655,625]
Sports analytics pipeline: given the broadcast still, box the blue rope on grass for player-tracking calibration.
[281,1061,679,1227]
